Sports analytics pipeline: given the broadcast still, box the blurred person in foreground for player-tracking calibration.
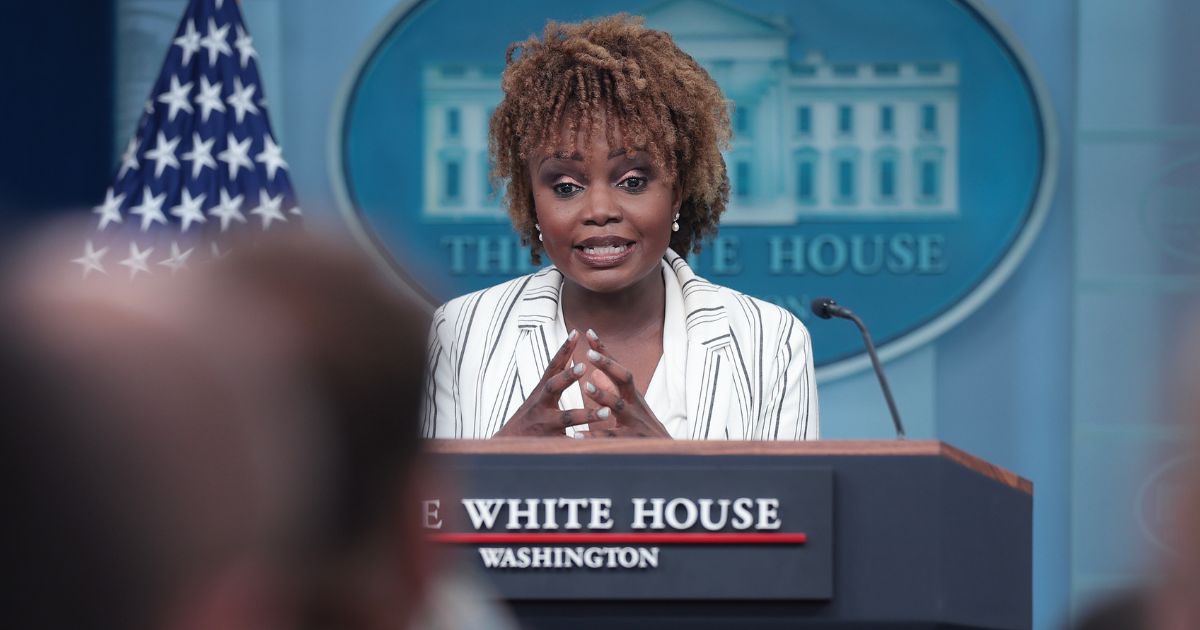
[2,224,323,630]
[2,224,506,630]
[1072,323,1200,630]
[1150,321,1200,630]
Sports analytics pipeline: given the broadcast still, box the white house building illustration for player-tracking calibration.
[421,0,959,224]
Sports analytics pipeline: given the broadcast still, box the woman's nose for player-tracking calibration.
[582,186,622,225]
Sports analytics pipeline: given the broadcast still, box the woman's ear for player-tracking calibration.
[672,179,683,213]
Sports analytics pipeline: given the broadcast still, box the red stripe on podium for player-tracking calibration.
[429,532,807,544]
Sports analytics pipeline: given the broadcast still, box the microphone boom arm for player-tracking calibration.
[840,308,906,439]
[812,297,907,440]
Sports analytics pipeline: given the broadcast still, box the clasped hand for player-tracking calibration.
[492,329,672,438]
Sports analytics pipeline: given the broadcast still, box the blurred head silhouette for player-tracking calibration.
[1073,322,1200,630]
[1149,325,1200,630]
[2,224,434,630]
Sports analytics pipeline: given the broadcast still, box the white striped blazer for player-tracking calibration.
[421,250,819,440]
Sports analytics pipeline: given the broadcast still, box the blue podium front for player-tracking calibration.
[425,440,1032,629]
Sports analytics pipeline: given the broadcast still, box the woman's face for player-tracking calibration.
[529,119,680,295]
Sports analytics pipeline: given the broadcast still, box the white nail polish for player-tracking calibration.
[572,363,585,376]
[587,349,601,361]
[585,381,596,394]
[586,328,599,340]
[598,407,611,419]
[568,329,578,340]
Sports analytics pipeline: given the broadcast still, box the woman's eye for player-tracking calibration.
[618,176,647,191]
[552,182,581,196]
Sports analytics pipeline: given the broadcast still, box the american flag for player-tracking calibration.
[74,0,299,279]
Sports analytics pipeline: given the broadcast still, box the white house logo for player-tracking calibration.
[332,0,1056,378]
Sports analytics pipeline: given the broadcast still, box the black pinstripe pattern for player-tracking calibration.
[702,355,722,439]
[773,315,796,440]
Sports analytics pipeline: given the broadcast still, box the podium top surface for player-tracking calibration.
[424,438,1032,495]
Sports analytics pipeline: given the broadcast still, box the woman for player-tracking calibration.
[422,15,818,440]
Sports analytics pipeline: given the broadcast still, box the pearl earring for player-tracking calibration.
[671,213,680,233]
[535,223,543,242]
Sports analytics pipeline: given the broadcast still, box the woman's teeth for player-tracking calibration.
[583,245,629,254]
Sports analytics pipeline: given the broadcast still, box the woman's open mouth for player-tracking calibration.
[574,236,637,268]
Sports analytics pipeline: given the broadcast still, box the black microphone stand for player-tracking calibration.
[812,298,906,439]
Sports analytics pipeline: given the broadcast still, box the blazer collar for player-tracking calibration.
[514,253,731,350]
[514,267,565,329]
[664,249,732,350]
[667,249,734,438]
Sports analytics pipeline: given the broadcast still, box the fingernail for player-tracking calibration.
[587,349,601,361]
[568,329,578,341]
[572,363,585,376]
[586,329,599,340]
[598,407,611,419]
[585,381,596,394]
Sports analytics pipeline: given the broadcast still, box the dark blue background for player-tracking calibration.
[0,2,115,233]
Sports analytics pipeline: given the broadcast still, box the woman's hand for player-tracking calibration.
[578,332,673,439]
[493,330,602,437]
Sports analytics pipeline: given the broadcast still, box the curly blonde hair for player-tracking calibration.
[488,14,731,263]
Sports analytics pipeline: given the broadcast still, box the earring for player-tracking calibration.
[671,213,680,233]
[535,223,543,242]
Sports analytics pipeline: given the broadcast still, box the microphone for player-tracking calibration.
[811,297,906,439]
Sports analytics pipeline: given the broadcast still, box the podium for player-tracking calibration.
[425,440,1031,629]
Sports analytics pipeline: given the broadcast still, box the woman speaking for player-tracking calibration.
[422,15,818,440]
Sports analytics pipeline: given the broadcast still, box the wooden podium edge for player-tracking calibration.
[423,439,1033,495]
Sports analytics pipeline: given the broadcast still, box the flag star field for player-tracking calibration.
[80,0,298,278]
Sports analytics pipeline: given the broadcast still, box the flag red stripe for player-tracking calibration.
[429,532,807,544]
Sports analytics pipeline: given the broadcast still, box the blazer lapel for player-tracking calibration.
[512,267,565,403]
[666,251,736,439]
